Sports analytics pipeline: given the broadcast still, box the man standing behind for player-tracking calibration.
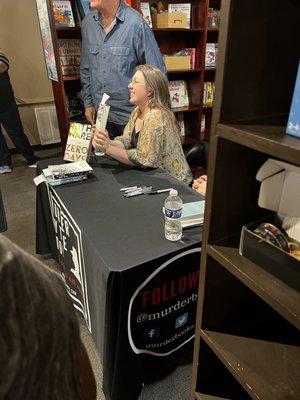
[80,0,166,138]
[0,52,39,174]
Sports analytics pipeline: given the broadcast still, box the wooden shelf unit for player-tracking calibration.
[133,0,221,141]
[190,0,300,399]
[45,0,221,147]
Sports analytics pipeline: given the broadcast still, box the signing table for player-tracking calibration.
[36,156,202,400]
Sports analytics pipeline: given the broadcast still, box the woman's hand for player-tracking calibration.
[92,128,110,153]
[192,175,207,196]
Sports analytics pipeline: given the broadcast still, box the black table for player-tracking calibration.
[36,157,202,400]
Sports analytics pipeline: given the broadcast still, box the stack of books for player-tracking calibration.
[180,200,205,228]
[58,39,81,76]
[42,161,93,186]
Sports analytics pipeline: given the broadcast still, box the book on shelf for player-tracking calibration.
[168,3,191,28]
[177,113,185,136]
[168,80,189,108]
[53,0,75,27]
[185,48,196,69]
[201,115,206,133]
[207,8,220,28]
[140,2,153,28]
[205,43,217,68]
[286,61,300,138]
[64,122,93,162]
[180,200,205,228]
[203,82,215,108]
[75,0,90,19]
[58,39,81,75]
[66,92,85,120]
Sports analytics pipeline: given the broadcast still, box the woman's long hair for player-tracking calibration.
[0,235,86,400]
[135,64,180,130]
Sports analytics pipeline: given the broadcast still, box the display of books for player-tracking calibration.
[168,80,189,108]
[140,2,152,28]
[58,39,81,76]
[53,0,75,27]
[168,3,191,28]
[203,82,215,108]
[44,174,89,186]
[286,61,300,138]
[205,43,217,68]
[43,161,92,179]
[64,123,93,162]
[180,200,205,228]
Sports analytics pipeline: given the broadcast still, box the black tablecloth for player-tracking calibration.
[0,187,7,232]
[36,157,202,400]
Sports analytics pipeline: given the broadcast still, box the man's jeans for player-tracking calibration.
[0,102,38,166]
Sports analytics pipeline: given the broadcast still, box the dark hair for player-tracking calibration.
[0,235,87,400]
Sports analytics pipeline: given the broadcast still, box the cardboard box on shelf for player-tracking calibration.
[164,55,190,70]
[153,12,187,29]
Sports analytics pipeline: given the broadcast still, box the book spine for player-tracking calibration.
[51,171,89,179]
[48,175,88,186]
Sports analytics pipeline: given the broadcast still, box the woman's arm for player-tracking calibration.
[92,130,134,166]
[106,144,134,166]
[126,110,164,168]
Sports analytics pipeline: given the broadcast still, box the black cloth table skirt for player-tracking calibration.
[0,187,7,232]
[36,156,203,400]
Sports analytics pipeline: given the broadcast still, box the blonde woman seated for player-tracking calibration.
[92,65,193,185]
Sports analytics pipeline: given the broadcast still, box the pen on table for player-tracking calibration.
[148,188,173,195]
[120,186,138,192]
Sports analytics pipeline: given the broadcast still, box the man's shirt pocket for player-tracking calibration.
[110,46,130,74]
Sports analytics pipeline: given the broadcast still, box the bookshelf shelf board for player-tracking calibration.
[153,28,203,33]
[63,75,80,81]
[181,136,199,146]
[56,26,81,32]
[217,121,300,166]
[201,329,300,400]
[207,243,300,330]
[207,28,219,32]
[168,68,203,74]
[205,67,216,71]
[196,393,231,400]
[173,105,201,113]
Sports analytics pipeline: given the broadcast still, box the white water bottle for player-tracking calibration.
[164,189,183,241]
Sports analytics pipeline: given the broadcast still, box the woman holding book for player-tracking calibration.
[92,64,192,185]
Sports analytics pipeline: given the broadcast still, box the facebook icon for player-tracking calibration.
[144,327,160,340]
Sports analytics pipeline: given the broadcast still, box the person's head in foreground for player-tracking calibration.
[0,235,95,400]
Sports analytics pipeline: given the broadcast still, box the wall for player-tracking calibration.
[0,0,55,146]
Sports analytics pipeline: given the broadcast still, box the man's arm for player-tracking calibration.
[135,22,167,75]
[80,22,95,123]
[0,52,9,74]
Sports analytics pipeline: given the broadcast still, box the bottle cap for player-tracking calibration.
[169,189,178,196]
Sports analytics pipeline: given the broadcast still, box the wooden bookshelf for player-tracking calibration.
[42,0,221,147]
[190,0,300,399]
[133,0,221,141]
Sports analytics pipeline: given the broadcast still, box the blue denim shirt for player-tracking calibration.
[80,1,166,125]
